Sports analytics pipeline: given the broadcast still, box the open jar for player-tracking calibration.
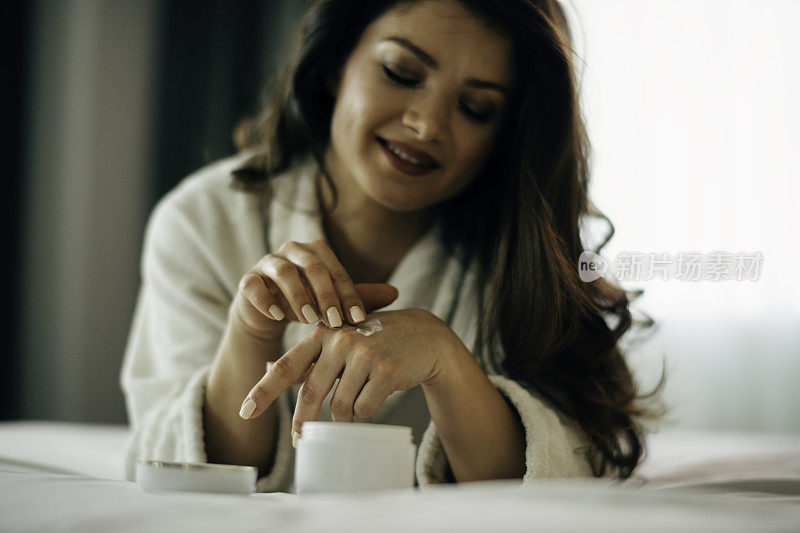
[294,422,417,494]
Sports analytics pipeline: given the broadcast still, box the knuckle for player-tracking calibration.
[349,350,378,371]
[329,397,352,418]
[250,294,272,312]
[278,240,299,253]
[239,272,261,292]
[240,271,260,283]
[348,351,367,368]
[249,386,267,402]
[303,260,327,276]
[298,382,320,404]
[243,284,269,305]
[315,289,338,302]
[307,323,329,343]
[330,329,356,350]
[359,345,381,361]
[288,288,310,302]
[271,358,293,380]
[375,362,400,383]
[353,399,374,419]
[272,260,297,278]
[329,268,353,284]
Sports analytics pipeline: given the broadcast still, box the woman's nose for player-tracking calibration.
[401,96,448,142]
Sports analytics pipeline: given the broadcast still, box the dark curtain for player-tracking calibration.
[1,2,29,420]
[3,0,308,421]
[151,0,308,204]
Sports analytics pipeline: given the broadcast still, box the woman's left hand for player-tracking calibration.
[238,308,458,437]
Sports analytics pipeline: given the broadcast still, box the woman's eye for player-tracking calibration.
[383,64,494,125]
[460,103,492,124]
[383,65,418,87]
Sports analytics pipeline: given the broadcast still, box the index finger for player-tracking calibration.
[307,239,366,325]
[239,328,324,420]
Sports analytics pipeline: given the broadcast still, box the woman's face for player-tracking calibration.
[324,0,514,213]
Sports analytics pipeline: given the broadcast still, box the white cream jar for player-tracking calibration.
[294,422,417,494]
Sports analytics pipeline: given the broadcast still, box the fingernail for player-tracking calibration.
[292,430,300,448]
[268,304,284,321]
[301,304,319,324]
[350,306,365,323]
[327,307,342,328]
[239,398,256,419]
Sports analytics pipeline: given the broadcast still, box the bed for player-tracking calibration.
[1,421,798,532]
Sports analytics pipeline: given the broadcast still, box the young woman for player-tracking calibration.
[122,0,658,492]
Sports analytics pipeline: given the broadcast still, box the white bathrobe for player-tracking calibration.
[120,152,593,493]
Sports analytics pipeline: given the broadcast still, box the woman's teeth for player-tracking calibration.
[387,142,430,166]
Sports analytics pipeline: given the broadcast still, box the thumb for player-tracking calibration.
[354,283,399,312]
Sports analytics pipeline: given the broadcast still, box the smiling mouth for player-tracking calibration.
[376,137,440,169]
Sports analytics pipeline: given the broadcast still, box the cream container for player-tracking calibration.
[294,422,416,494]
[137,460,256,494]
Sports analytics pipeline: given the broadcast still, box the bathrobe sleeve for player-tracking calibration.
[415,374,594,488]
[119,178,294,492]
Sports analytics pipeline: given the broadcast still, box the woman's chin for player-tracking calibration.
[370,191,427,213]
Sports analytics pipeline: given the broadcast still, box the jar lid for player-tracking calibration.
[136,460,257,494]
[300,422,413,444]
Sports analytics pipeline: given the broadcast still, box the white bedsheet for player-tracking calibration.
[1,422,799,532]
[0,422,128,480]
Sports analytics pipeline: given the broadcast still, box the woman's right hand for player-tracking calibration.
[230,239,399,343]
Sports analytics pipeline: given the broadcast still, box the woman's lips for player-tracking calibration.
[380,138,439,167]
[377,137,440,177]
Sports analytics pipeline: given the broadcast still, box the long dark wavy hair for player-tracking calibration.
[231,0,664,478]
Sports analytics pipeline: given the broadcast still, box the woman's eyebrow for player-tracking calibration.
[381,36,509,96]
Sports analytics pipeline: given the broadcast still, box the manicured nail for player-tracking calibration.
[268,304,284,321]
[292,430,300,448]
[350,306,365,323]
[239,398,256,419]
[301,304,319,324]
[327,307,342,328]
